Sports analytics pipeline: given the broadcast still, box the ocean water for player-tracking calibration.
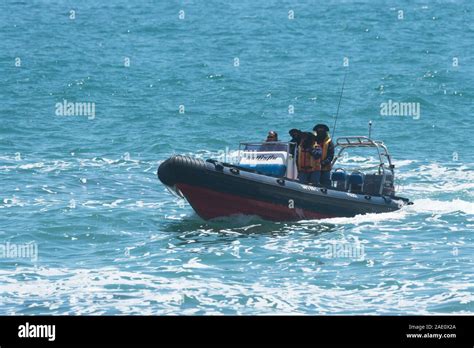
[0,0,473,315]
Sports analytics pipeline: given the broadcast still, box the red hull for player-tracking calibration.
[176,183,334,221]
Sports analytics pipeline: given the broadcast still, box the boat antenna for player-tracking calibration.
[368,120,372,139]
[332,72,347,139]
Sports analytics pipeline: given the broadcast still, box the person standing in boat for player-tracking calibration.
[313,124,335,187]
[297,132,322,185]
[288,128,302,156]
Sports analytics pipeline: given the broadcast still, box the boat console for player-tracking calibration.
[238,142,298,179]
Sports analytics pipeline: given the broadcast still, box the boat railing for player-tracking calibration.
[336,136,384,148]
[333,136,395,196]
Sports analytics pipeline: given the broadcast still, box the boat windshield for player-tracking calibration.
[243,142,289,152]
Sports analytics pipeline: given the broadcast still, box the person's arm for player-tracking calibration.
[310,145,322,159]
[321,141,335,166]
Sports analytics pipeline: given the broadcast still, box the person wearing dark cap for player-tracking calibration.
[288,128,302,155]
[312,124,335,187]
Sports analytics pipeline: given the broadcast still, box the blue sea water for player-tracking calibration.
[0,0,473,315]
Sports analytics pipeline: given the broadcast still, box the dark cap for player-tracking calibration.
[289,128,301,135]
[313,124,330,132]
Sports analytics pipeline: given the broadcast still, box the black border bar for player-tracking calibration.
[0,315,472,346]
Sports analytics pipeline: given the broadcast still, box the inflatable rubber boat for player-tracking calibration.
[158,136,412,221]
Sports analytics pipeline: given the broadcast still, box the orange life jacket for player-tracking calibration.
[297,144,321,172]
[319,136,332,171]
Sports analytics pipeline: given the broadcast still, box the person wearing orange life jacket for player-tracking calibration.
[312,124,335,187]
[297,132,322,185]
